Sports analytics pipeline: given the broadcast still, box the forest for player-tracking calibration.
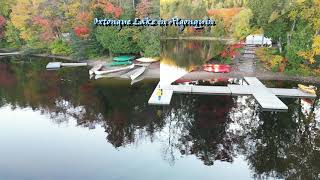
[0,0,160,59]
[161,0,320,75]
[0,0,319,75]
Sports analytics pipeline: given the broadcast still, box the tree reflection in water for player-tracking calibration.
[160,94,236,166]
[161,39,225,69]
[231,91,320,179]
[0,57,319,179]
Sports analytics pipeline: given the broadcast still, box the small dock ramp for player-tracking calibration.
[252,90,288,111]
[244,77,288,111]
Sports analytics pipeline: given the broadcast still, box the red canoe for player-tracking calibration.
[203,64,231,73]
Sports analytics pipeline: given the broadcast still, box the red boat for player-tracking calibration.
[203,64,231,73]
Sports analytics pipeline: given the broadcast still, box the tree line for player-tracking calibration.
[0,0,160,59]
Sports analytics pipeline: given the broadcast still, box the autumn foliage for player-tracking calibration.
[74,12,92,38]
[298,36,320,65]
[0,16,6,27]
[94,0,122,18]
[256,48,287,72]
[136,0,151,18]
[77,12,92,23]
[32,16,61,41]
[0,15,6,38]
[74,26,90,38]
[208,8,242,27]
[220,43,244,59]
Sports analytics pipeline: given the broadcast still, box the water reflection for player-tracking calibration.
[160,63,188,86]
[0,57,319,179]
[160,39,226,85]
[161,39,225,70]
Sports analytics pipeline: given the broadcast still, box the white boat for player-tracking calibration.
[136,57,160,63]
[94,74,110,79]
[89,64,103,75]
[131,76,144,85]
[130,67,146,80]
[94,64,135,75]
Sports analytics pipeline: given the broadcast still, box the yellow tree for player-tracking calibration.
[63,0,83,30]
[297,0,320,65]
[10,0,44,41]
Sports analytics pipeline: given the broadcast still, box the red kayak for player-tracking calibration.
[174,79,193,83]
[203,64,231,73]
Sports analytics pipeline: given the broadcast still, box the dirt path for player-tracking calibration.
[232,45,256,73]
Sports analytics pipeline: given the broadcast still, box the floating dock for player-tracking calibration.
[148,77,317,111]
[46,62,88,69]
[148,83,173,105]
[0,52,21,56]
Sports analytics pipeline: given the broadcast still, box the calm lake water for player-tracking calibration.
[0,57,320,180]
[160,39,227,85]
[161,39,226,69]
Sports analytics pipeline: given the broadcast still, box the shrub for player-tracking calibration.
[70,31,104,60]
[138,27,160,57]
[269,55,283,70]
[49,39,72,56]
[95,26,141,55]
[256,47,287,72]
[25,36,49,53]
[4,22,23,48]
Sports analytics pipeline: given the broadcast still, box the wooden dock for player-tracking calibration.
[148,77,317,111]
[46,62,87,69]
[0,52,21,56]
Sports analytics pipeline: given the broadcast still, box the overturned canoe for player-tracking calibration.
[130,66,146,80]
[113,56,135,62]
[131,76,144,85]
[94,64,135,75]
[110,60,133,66]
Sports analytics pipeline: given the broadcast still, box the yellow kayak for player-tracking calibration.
[136,57,160,63]
[298,84,316,95]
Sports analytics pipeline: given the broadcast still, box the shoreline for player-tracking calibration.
[180,70,320,84]
[1,50,319,83]
[101,63,320,84]
[161,36,236,43]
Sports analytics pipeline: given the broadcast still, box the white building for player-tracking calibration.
[245,34,272,46]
